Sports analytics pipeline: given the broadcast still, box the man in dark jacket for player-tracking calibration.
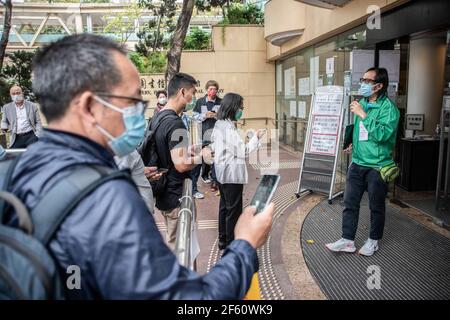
[7,34,274,299]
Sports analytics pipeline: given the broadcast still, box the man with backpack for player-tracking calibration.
[0,34,274,300]
[147,73,203,250]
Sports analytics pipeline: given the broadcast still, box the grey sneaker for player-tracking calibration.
[193,192,204,199]
[325,238,356,253]
[358,239,379,256]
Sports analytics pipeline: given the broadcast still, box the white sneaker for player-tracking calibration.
[325,238,356,253]
[193,192,204,199]
[358,239,379,256]
[202,177,211,184]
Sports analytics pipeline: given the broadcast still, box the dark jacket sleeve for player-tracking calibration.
[53,179,258,299]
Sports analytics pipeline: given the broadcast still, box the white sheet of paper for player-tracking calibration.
[310,56,319,94]
[359,121,368,141]
[298,101,307,118]
[379,50,400,83]
[290,100,297,117]
[326,57,334,75]
[277,64,283,93]
[284,67,296,98]
[351,50,375,86]
[298,77,310,96]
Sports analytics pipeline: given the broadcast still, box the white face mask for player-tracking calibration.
[158,97,167,105]
[11,94,24,103]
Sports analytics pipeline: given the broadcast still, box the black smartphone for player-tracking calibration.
[250,174,280,214]
[157,168,169,174]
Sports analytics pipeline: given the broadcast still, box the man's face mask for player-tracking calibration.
[359,83,376,97]
[11,94,24,103]
[93,95,147,157]
[185,96,197,111]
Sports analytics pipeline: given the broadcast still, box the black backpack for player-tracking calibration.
[0,152,134,300]
[137,110,179,197]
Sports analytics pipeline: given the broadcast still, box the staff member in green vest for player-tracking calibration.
[326,67,400,256]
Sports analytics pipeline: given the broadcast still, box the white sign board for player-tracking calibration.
[406,114,424,131]
[307,86,344,156]
[298,85,345,200]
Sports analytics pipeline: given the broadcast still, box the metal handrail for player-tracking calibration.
[174,119,199,270]
[175,178,197,270]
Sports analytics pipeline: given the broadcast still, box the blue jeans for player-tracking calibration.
[342,163,388,241]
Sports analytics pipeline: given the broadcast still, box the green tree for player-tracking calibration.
[0,50,36,105]
[103,3,142,44]
[144,51,166,73]
[136,0,177,56]
[129,51,167,74]
[0,0,12,72]
[183,27,210,50]
[225,3,264,25]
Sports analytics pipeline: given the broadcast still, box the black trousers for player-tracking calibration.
[218,183,243,246]
[11,131,38,149]
[342,163,388,241]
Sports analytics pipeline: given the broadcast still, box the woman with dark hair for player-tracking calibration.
[210,93,266,250]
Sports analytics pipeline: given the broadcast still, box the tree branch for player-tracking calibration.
[0,0,12,72]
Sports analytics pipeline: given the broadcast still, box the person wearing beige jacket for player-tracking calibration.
[1,85,42,148]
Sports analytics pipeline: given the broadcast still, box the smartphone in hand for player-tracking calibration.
[250,174,280,214]
[157,168,169,174]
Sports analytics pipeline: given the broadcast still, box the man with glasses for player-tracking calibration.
[6,34,274,299]
[326,67,399,256]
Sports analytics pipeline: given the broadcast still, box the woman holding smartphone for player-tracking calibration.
[210,93,266,250]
